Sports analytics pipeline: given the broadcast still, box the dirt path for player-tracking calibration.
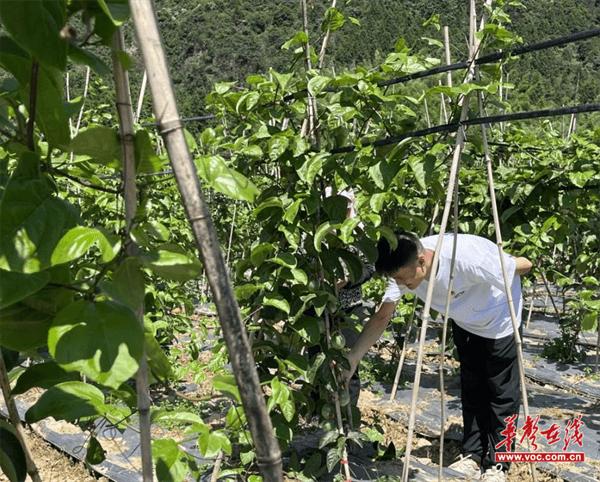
[0,427,108,482]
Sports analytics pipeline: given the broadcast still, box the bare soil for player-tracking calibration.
[0,427,108,482]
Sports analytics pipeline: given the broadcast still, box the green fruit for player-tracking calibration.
[331,333,346,350]
[321,403,334,419]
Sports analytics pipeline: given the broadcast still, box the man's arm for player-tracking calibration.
[345,301,396,380]
[514,256,533,275]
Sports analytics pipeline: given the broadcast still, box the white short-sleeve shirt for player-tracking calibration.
[382,234,522,339]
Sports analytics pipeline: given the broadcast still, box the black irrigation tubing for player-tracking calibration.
[329,103,600,154]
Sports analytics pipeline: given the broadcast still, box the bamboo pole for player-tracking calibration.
[75,67,91,136]
[440,26,452,123]
[300,0,316,139]
[111,29,154,482]
[318,0,337,69]
[525,284,535,329]
[389,298,417,400]
[389,203,440,402]
[135,70,148,123]
[474,36,538,482]
[540,270,561,317]
[127,3,282,480]
[0,349,42,482]
[401,3,483,479]
[437,125,460,482]
[596,320,600,373]
[225,202,237,267]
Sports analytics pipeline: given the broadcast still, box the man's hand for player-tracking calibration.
[515,256,533,275]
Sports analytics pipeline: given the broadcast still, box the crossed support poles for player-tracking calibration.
[400,2,536,481]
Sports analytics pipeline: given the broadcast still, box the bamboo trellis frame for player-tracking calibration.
[111,28,154,482]
[127,2,283,480]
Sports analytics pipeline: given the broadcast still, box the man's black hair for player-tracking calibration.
[375,231,423,276]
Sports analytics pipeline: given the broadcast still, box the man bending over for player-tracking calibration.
[345,231,532,481]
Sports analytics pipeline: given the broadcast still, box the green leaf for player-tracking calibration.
[0,0,67,70]
[196,155,259,202]
[326,446,341,472]
[48,300,144,389]
[0,270,50,309]
[241,144,263,158]
[268,135,290,161]
[85,437,106,465]
[25,381,106,423]
[0,159,78,273]
[319,430,339,449]
[51,226,120,266]
[250,243,274,267]
[271,253,297,268]
[37,65,71,146]
[152,439,189,482]
[145,332,172,381]
[281,31,308,50]
[290,268,308,285]
[0,304,52,351]
[271,69,293,93]
[323,195,349,224]
[234,283,260,301]
[349,16,361,26]
[68,45,110,76]
[0,420,27,482]
[307,353,326,383]
[101,257,144,311]
[308,75,331,96]
[70,126,121,166]
[198,428,232,458]
[314,222,335,252]
[281,399,295,423]
[12,361,79,395]
[336,249,364,285]
[322,7,345,32]
[214,81,235,94]
[135,130,166,173]
[297,153,327,184]
[581,312,597,331]
[142,244,202,282]
[97,0,129,26]
[212,374,241,403]
[263,294,290,314]
[153,411,205,426]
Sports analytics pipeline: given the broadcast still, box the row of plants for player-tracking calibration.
[0,1,598,481]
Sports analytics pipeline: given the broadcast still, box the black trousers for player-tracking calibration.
[452,321,521,471]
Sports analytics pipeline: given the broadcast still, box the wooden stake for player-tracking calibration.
[127,3,282,480]
[111,28,154,482]
[0,349,42,482]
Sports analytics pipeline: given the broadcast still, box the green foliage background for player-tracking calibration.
[142,0,600,117]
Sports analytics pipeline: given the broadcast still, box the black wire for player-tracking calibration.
[330,103,600,154]
[378,27,600,88]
